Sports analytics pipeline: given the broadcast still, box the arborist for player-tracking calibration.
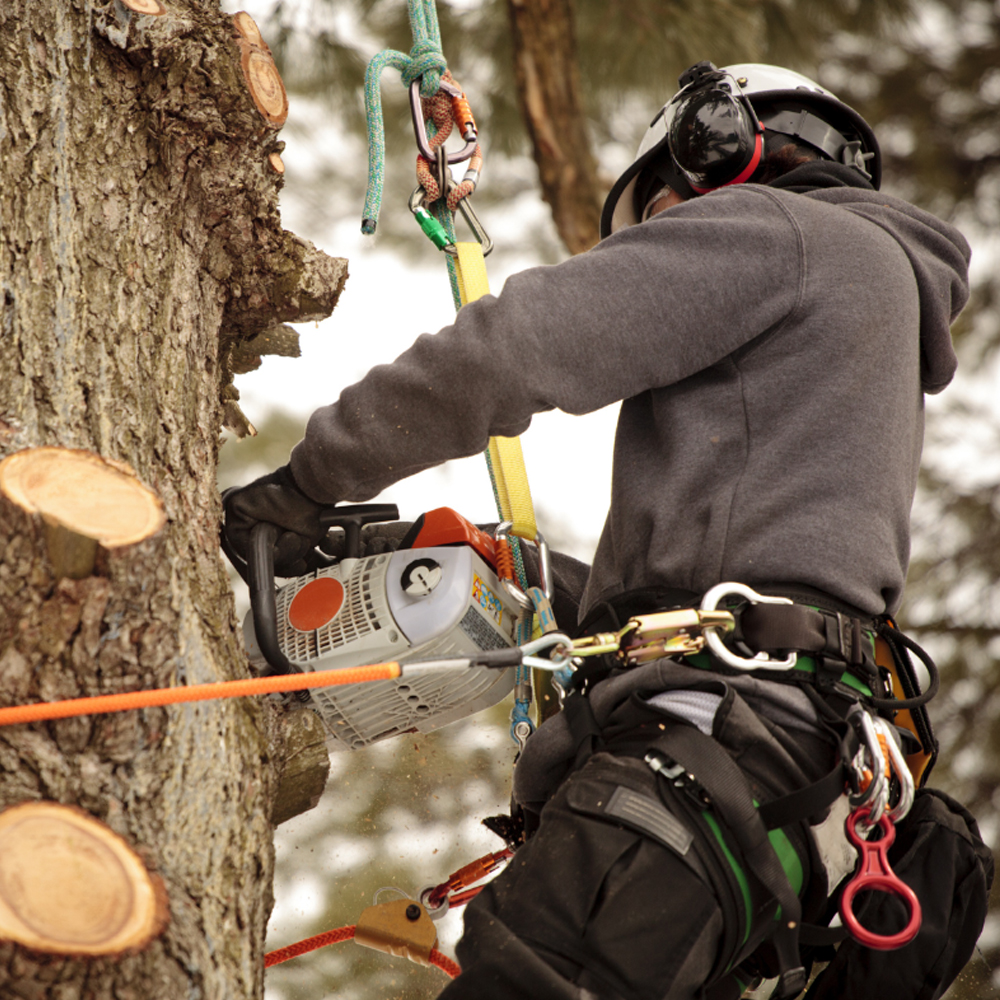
[224,62,978,999]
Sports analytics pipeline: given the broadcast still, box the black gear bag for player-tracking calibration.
[804,787,994,1000]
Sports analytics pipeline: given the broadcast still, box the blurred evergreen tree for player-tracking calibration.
[819,3,1000,995]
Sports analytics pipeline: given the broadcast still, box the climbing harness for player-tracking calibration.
[530,580,941,996]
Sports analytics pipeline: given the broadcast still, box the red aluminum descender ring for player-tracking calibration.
[840,806,921,950]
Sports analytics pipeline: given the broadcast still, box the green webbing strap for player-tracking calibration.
[362,0,447,234]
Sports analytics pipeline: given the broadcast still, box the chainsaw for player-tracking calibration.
[225,504,521,752]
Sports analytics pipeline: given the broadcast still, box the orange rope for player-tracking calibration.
[265,925,357,967]
[0,662,402,727]
[264,925,461,980]
[430,949,461,978]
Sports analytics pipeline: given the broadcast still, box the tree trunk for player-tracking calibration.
[506,0,603,254]
[0,1,345,997]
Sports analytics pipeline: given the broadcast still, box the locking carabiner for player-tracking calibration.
[493,522,549,609]
[409,78,479,166]
[409,186,494,258]
[847,705,888,829]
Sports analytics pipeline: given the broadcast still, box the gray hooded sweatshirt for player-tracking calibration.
[291,164,970,619]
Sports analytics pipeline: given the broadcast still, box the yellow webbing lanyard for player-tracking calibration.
[453,241,537,542]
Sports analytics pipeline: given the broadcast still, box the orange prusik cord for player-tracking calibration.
[265,925,357,967]
[0,662,403,727]
[264,924,461,979]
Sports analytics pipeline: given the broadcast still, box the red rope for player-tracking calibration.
[430,949,461,978]
[265,925,357,968]
[264,925,461,980]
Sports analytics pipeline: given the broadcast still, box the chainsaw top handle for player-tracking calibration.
[244,504,400,679]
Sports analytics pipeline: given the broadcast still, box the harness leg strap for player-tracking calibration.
[648,725,807,999]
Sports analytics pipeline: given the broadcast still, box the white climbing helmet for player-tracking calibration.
[600,61,881,237]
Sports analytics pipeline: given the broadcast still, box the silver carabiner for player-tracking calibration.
[847,706,888,830]
[872,716,915,823]
[699,583,798,671]
[444,195,493,258]
[520,631,574,671]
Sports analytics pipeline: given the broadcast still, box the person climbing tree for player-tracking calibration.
[224,61,989,999]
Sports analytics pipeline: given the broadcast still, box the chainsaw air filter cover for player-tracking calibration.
[244,541,521,751]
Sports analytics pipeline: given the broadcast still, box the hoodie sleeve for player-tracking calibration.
[290,188,804,503]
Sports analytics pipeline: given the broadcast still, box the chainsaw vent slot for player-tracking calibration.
[314,666,512,751]
[275,558,389,664]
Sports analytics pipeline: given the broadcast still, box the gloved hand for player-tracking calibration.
[222,465,327,578]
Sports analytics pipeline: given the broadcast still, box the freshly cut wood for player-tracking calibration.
[0,802,169,956]
[268,151,285,174]
[241,49,288,126]
[0,447,166,548]
[233,12,288,127]
[121,0,166,13]
[232,10,263,46]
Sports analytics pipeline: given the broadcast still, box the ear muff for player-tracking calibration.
[663,79,765,193]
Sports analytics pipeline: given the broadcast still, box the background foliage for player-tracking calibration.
[219,1,1000,996]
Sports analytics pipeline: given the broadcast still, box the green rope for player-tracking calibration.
[362,0,448,234]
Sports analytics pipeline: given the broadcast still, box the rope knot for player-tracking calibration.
[402,42,447,94]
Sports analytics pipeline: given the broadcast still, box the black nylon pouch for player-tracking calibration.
[804,788,994,1000]
[473,752,733,1000]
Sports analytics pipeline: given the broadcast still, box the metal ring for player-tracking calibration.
[699,583,798,671]
[417,884,450,921]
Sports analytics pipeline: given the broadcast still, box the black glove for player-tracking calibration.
[222,465,327,578]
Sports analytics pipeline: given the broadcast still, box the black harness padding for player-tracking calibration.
[739,603,879,689]
[561,690,604,770]
[756,754,850,831]
[648,724,807,999]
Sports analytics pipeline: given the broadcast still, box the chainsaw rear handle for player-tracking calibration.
[246,505,401,679]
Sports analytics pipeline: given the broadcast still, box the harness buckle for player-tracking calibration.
[645,749,712,808]
[699,583,799,671]
[622,608,735,664]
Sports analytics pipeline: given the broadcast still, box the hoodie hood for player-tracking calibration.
[772,163,971,394]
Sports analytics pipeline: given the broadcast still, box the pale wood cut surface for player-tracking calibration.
[121,0,166,14]
[0,802,168,956]
[0,447,166,547]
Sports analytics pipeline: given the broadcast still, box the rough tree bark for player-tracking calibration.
[506,0,604,254]
[0,1,345,997]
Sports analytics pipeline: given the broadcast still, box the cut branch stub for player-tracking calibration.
[0,447,166,579]
[0,802,169,956]
[233,12,288,127]
[121,0,167,13]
